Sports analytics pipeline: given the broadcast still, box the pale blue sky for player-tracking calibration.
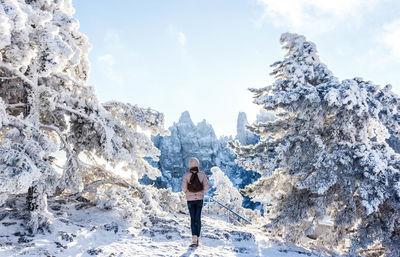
[73,0,400,136]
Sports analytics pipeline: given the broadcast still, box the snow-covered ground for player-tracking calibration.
[0,197,321,257]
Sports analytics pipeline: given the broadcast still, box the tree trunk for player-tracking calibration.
[26,183,50,234]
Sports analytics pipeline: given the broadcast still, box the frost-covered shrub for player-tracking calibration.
[0,0,167,233]
[95,187,146,227]
[210,166,243,214]
[153,188,187,214]
[137,185,187,215]
[242,207,262,224]
[209,166,261,224]
[93,183,187,228]
[230,33,400,256]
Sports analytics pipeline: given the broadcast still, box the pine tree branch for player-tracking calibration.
[55,104,96,123]
[6,103,26,108]
[82,179,130,193]
[0,63,36,89]
[53,72,89,90]
[39,124,73,156]
[0,76,18,80]
[79,161,135,189]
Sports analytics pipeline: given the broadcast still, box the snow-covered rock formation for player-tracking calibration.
[145,111,218,191]
[142,111,261,209]
[387,131,400,153]
[235,112,259,146]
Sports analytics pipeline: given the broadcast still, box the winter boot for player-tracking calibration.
[196,236,200,246]
[190,235,198,247]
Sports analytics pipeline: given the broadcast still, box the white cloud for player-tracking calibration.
[381,19,400,60]
[168,26,187,46]
[97,54,124,85]
[98,54,114,64]
[177,31,187,45]
[255,0,378,32]
[104,30,121,45]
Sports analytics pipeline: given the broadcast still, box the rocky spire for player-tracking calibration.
[235,112,259,145]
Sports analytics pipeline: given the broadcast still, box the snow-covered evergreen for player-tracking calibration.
[229,33,400,255]
[0,0,167,234]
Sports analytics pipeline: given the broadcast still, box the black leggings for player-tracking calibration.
[187,200,203,236]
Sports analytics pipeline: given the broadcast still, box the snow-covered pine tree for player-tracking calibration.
[229,33,400,256]
[0,0,167,233]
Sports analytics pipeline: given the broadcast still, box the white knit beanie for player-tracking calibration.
[188,157,200,169]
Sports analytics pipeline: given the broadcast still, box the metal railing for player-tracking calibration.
[204,197,252,225]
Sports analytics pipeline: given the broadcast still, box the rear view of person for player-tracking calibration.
[181,157,210,247]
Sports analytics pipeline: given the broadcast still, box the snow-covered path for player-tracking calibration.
[0,200,320,257]
[123,214,317,257]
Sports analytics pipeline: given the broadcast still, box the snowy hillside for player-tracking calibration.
[0,195,321,257]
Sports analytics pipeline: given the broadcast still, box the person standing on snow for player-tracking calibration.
[181,157,210,247]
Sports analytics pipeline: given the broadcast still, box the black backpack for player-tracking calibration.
[187,167,203,192]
